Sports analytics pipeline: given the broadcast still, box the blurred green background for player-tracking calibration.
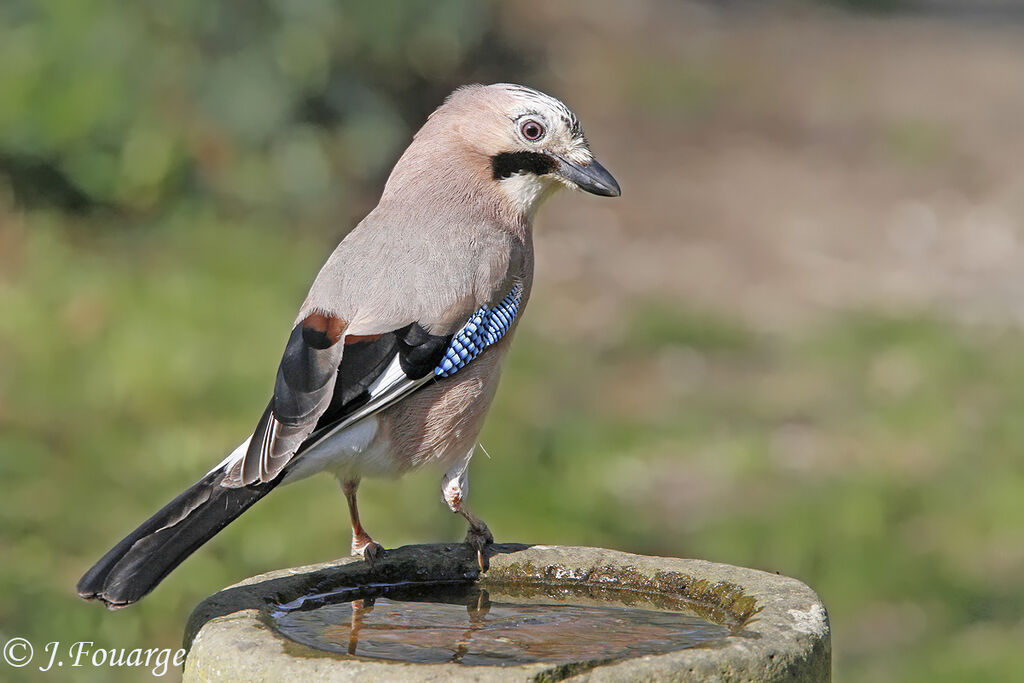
[2,0,1024,681]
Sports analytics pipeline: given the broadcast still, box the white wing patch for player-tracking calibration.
[208,436,252,477]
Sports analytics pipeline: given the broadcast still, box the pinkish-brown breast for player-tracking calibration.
[377,334,513,473]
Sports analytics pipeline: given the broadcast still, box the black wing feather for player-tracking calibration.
[396,323,451,379]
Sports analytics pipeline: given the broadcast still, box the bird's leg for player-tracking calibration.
[442,451,493,571]
[341,478,383,565]
[347,597,375,656]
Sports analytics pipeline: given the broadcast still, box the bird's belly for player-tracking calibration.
[280,417,398,484]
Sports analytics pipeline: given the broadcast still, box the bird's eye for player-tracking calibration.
[520,119,545,141]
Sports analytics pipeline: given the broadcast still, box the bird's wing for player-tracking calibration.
[223,282,524,487]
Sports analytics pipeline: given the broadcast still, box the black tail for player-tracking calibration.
[77,467,280,608]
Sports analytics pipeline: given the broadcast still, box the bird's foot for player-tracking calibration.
[352,535,385,567]
[464,522,494,572]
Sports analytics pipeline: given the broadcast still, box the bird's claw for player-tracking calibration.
[353,539,385,567]
[464,524,493,572]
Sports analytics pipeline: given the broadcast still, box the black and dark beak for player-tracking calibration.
[552,154,621,197]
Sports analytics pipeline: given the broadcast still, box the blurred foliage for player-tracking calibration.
[817,0,911,11]
[0,0,529,220]
[2,2,1023,683]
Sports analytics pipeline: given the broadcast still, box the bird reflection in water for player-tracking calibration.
[274,581,732,666]
[338,589,493,659]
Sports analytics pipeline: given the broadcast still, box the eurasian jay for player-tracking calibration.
[78,83,620,608]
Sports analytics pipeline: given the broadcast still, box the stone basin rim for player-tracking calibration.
[183,543,831,682]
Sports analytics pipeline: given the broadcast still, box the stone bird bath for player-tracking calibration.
[183,544,830,681]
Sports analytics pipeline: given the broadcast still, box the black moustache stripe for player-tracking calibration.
[491,151,557,180]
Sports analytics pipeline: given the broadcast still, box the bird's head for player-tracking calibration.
[387,83,620,222]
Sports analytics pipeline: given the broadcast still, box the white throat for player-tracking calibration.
[496,172,560,219]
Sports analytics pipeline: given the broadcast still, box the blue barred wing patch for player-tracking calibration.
[434,283,524,378]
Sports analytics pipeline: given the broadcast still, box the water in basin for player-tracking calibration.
[266,581,733,666]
